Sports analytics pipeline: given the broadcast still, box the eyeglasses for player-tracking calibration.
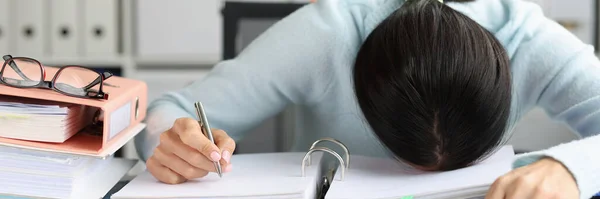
[0,55,112,100]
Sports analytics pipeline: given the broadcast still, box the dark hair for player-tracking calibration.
[353,0,511,171]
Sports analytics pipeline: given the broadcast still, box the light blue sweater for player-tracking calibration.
[135,0,600,198]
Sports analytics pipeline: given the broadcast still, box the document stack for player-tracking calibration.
[0,146,131,199]
[0,98,140,199]
[0,70,148,198]
[114,138,516,199]
[0,97,92,143]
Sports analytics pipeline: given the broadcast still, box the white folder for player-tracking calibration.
[14,0,47,57]
[113,142,515,199]
[0,0,11,56]
[49,0,80,57]
[82,0,118,57]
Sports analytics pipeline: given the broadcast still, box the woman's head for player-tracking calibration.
[353,0,511,171]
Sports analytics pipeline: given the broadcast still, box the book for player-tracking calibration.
[0,65,148,157]
[0,96,95,143]
[0,145,137,199]
[112,138,515,199]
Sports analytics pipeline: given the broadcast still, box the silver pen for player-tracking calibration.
[194,101,223,178]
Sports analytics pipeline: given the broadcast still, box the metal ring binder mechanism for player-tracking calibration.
[301,138,350,181]
[305,138,350,169]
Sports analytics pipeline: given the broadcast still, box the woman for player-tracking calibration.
[135,0,600,198]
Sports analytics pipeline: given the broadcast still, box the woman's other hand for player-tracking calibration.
[146,118,236,184]
[485,157,579,199]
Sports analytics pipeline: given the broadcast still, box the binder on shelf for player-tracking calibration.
[0,66,148,158]
[49,0,80,57]
[0,0,10,56]
[113,138,515,199]
[82,0,118,57]
[14,0,47,57]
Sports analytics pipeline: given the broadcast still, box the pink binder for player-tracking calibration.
[0,66,148,157]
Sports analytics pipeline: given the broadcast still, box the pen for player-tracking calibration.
[194,101,223,178]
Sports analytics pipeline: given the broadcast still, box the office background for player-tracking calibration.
[0,0,597,160]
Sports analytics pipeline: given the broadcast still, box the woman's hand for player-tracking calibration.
[146,118,236,184]
[485,157,579,199]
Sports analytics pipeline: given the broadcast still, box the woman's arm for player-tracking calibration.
[497,1,600,198]
[134,1,350,161]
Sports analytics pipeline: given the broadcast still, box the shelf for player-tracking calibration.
[36,56,125,68]
[18,55,221,69]
[134,55,220,67]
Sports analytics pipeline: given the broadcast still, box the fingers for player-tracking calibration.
[486,168,523,199]
[159,131,219,172]
[486,159,577,199]
[172,118,222,162]
[213,129,236,164]
[487,166,546,199]
[147,118,237,184]
[153,147,209,179]
[485,174,511,199]
[146,155,186,184]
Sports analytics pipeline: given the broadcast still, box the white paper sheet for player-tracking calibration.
[113,152,323,199]
[324,146,515,199]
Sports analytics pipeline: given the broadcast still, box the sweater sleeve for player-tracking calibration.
[503,2,600,199]
[134,1,348,161]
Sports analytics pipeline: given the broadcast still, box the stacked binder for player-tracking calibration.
[0,68,148,198]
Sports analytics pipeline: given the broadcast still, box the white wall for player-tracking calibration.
[542,0,595,45]
[508,108,579,152]
[135,0,222,63]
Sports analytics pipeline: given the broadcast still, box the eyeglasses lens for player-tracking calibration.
[54,67,101,97]
[0,58,42,87]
